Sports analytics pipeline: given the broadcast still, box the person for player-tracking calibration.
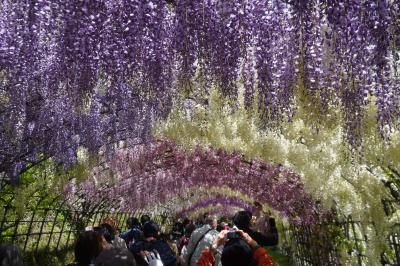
[94,248,137,266]
[99,223,127,249]
[264,211,278,246]
[104,218,129,249]
[216,222,229,232]
[182,218,191,229]
[140,214,151,228]
[178,223,196,265]
[120,217,144,247]
[178,223,196,254]
[68,231,103,266]
[171,219,185,240]
[93,226,113,251]
[0,244,23,266]
[130,221,177,266]
[251,202,267,234]
[196,230,275,266]
[185,215,218,266]
[195,213,209,228]
[233,211,278,247]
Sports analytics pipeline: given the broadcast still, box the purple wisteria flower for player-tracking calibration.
[0,0,398,182]
[68,140,320,224]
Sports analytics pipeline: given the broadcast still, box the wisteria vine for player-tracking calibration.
[66,140,319,224]
[176,196,252,218]
[1,0,399,181]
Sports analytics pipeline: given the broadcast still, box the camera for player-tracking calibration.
[226,230,241,240]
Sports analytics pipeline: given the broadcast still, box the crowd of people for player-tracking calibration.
[66,202,279,266]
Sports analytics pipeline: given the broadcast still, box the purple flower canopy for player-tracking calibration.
[0,1,399,181]
[188,205,245,221]
[176,196,252,219]
[71,140,319,224]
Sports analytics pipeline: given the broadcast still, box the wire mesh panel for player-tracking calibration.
[0,189,135,254]
[280,218,400,266]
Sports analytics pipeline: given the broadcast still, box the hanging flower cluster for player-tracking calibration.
[67,139,319,224]
[185,205,245,221]
[176,196,252,218]
[143,185,257,218]
[155,89,400,264]
[0,0,173,181]
[1,1,398,180]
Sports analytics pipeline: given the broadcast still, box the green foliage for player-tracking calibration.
[23,246,74,266]
[265,247,295,266]
[0,157,98,264]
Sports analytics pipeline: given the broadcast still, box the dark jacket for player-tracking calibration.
[120,226,144,245]
[130,239,177,266]
[246,228,278,247]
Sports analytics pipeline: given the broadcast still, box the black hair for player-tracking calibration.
[221,238,256,266]
[233,211,252,230]
[184,223,196,237]
[143,221,159,238]
[140,214,151,226]
[182,218,190,227]
[100,223,115,243]
[269,217,277,228]
[75,231,102,264]
[216,224,224,232]
[127,217,140,228]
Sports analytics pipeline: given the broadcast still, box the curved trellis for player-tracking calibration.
[0,1,399,265]
[140,184,257,217]
[68,139,320,224]
[176,196,252,218]
[185,205,246,221]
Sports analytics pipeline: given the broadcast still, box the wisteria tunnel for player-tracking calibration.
[0,0,399,265]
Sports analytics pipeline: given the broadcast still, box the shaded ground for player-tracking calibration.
[265,247,294,266]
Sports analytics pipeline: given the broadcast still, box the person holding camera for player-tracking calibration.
[234,211,278,247]
[196,229,275,266]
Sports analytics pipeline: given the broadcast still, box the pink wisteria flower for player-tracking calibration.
[68,139,321,224]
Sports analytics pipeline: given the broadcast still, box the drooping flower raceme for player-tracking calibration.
[68,139,319,224]
[1,0,398,183]
[176,196,252,218]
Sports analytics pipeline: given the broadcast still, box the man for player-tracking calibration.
[130,221,177,266]
[196,230,276,266]
[140,214,151,228]
[120,217,144,247]
[185,215,218,266]
[233,211,278,247]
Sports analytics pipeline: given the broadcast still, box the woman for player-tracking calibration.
[68,231,103,266]
[196,230,275,266]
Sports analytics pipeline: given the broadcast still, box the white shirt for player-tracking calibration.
[185,224,218,266]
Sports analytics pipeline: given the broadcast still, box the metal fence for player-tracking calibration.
[280,218,400,266]
[0,190,135,254]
